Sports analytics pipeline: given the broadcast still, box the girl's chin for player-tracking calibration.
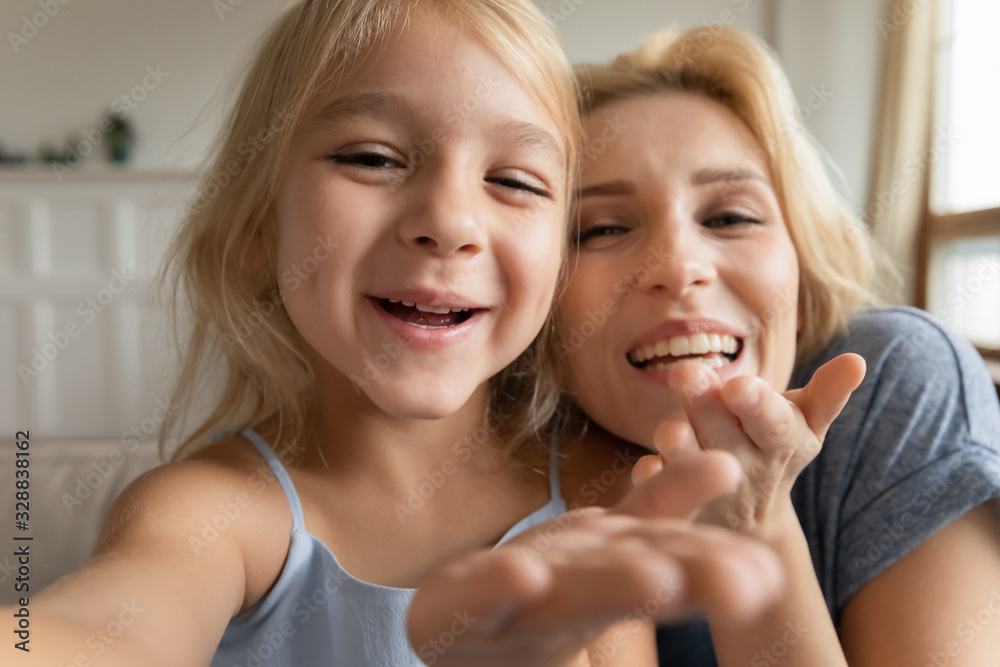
[362,380,487,421]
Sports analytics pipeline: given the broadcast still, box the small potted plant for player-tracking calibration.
[104,112,134,164]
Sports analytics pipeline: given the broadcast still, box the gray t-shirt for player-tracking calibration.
[657,307,1000,666]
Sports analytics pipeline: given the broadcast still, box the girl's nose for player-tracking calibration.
[397,166,486,257]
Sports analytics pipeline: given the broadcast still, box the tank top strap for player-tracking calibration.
[240,427,305,530]
[548,429,563,503]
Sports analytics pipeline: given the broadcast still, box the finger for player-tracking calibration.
[652,420,700,460]
[667,361,748,458]
[785,353,866,438]
[660,529,785,623]
[614,449,742,519]
[720,375,800,458]
[506,524,783,630]
[631,454,663,486]
[500,540,690,637]
[408,549,551,644]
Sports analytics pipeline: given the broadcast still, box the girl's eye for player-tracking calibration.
[328,151,405,170]
[486,172,552,199]
[703,213,763,228]
[577,223,629,245]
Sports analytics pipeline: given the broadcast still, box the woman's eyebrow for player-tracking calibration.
[575,180,636,199]
[692,167,767,186]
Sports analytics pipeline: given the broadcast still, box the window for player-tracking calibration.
[921,0,1000,355]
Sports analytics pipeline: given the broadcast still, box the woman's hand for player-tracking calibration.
[632,353,866,540]
[407,451,784,667]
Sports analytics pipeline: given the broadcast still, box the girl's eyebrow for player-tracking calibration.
[311,92,564,167]
[311,91,434,128]
[491,119,565,169]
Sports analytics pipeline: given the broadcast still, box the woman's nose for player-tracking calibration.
[397,166,486,257]
[642,219,717,298]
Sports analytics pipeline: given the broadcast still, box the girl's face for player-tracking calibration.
[274,10,567,420]
[558,93,800,448]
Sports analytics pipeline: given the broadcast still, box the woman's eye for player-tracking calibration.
[328,151,404,170]
[577,224,629,244]
[703,213,763,228]
[486,173,552,199]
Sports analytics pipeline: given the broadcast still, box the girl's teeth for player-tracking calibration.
[387,300,471,314]
[415,303,453,314]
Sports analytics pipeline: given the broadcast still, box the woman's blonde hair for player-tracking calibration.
[575,27,890,364]
[159,0,580,461]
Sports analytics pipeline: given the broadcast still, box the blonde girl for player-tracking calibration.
[3,4,783,666]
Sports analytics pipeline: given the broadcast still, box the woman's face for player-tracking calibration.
[558,93,800,448]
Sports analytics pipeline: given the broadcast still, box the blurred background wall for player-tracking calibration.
[0,0,883,207]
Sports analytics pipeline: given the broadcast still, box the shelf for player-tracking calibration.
[0,164,199,184]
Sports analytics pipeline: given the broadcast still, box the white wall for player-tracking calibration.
[1,0,883,206]
[771,0,884,209]
[0,0,298,170]
[537,0,772,62]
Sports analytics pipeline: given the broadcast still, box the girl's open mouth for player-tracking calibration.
[378,298,479,329]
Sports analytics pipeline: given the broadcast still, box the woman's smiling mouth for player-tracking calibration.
[627,333,743,372]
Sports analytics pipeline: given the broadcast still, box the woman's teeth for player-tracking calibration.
[646,355,730,372]
[628,333,740,370]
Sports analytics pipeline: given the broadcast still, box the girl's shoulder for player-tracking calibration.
[120,432,296,613]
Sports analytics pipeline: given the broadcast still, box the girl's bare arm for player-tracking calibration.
[3,458,259,666]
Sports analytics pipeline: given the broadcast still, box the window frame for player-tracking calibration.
[916,0,1000,361]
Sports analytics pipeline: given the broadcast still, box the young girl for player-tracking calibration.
[3,3,784,666]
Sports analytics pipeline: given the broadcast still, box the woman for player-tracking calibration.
[555,26,1000,666]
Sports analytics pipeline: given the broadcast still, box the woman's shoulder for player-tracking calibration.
[789,311,1000,617]
[794,307,997,429]
[804,306,962,368]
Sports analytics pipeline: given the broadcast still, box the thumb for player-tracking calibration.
[785,353,865,439]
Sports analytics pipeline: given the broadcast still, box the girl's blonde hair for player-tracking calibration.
[575,27,890,364]
[160,0,580,461]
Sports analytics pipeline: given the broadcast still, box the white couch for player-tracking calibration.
[0,438,163,604]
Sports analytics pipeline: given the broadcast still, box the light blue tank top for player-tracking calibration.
[210,428,567,667]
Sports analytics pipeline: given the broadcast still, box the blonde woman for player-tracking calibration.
[557,26,1000,666]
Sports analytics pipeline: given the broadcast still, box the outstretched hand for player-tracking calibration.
[408,451,784,667]
[631,353,866,538]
